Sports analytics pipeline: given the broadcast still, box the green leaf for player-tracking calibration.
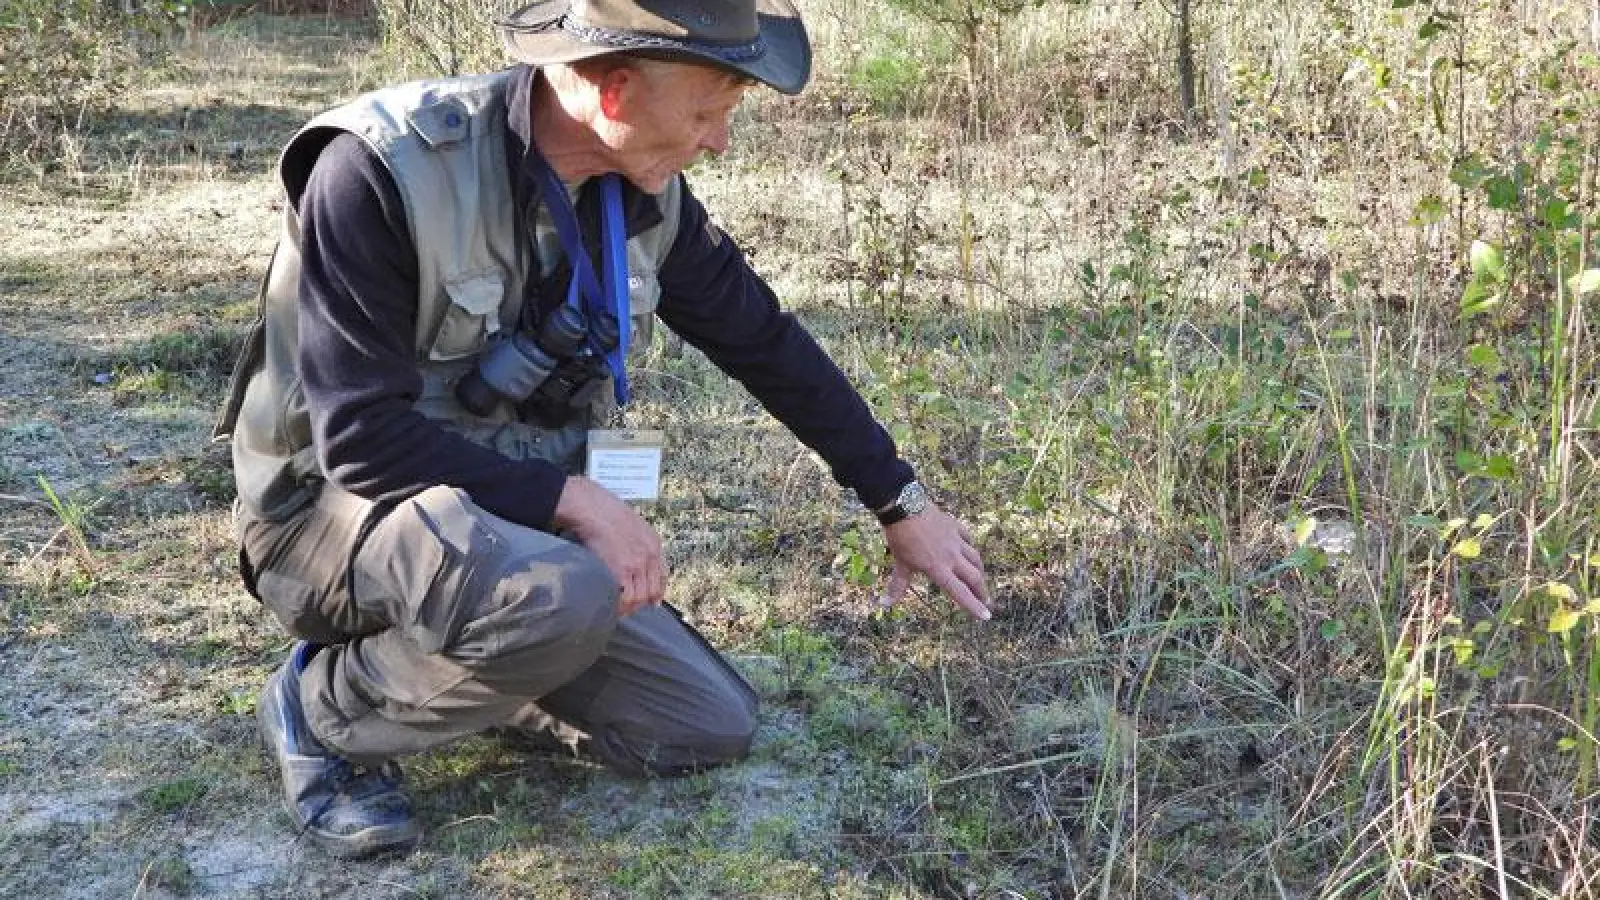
[1288,546,1329,574]
[1542,199,1579,230]
[1482,455,1514,479]
[1568,269,1600,297]
[1318,619,1345,640]
[1469,240,1506,280]
[1544,581,1576,600]
[1537,532,1569,564]
[1460,279,1500,319]
[1418,17,1446,39]
[1484,176,1519,210]
[1453,537,1482,559]
[1412,194,1447,225]
[1547,606,1583,634]
[1372,61,1393,90]
[1466,343,1503,373]
[1450,154,1490,189]
[1558,737,1580,751]
[1248,243,1282,263]
[1294,516,1318,547]
[1455,450,1484,474]
[1471,513,1495,530]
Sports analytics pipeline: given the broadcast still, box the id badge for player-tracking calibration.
[585,429,665,501]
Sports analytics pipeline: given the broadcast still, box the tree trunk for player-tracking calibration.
[1176,0,1197,128]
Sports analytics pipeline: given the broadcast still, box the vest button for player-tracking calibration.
[444,112,463,128]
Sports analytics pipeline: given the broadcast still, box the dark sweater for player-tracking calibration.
[293,66,912,530]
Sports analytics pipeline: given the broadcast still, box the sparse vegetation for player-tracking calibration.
[1,1,1597,898]
[138,777,209,815]
[0,0,180,171]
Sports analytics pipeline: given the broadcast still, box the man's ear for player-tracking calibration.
[597,66,638,121]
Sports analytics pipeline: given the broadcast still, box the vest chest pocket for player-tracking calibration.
[626,270,661,354]
[430,275,505,362]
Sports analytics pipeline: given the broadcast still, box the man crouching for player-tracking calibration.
[216,0,991,857]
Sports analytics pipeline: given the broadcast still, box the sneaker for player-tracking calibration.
[258,641,422,858]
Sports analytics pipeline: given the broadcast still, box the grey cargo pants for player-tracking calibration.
[237,483,757,775]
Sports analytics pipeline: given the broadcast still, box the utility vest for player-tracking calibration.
[217,70,681,521]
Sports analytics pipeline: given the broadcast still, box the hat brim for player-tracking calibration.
[500,0,811,95]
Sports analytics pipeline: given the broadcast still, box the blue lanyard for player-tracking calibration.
[531,154,631,406]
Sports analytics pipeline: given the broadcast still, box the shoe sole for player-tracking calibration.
[255,740,424,859]
[300,815,423,859]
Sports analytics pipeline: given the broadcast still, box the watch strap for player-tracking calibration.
[874,480,929,526]
[876,504,913,527]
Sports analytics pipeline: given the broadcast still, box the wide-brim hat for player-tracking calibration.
[499,0,811,95]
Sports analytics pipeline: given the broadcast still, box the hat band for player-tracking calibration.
[559,18,768,63]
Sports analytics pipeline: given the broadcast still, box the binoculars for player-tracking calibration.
[454,303,616,424]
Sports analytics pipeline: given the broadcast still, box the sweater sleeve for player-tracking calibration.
[654,179,915,510]
[295,133,568,528]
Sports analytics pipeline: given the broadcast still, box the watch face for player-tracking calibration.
[901,482,929,514]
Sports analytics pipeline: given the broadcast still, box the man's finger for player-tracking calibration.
[955,559,992,606]
[624,567,653,614]
[938,572,990,621]
[646,558,666,605]
[959,540,983,570]
[618,583,638,616]
[882,562,910,607]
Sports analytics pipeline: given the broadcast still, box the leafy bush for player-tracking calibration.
[0,0,174,168]
[372,0,506,76]
[849,48,936,115]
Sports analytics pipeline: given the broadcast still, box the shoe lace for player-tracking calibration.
[299,758,403,835]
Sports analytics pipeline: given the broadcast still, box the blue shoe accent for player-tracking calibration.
[258,641,421,858]
[289,640,318,678]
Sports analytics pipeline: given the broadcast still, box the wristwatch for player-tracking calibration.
[875,480,930,526]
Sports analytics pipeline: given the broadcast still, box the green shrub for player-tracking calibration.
[849,50,928,114]
[0,0,175,167]
[372,0,505,76]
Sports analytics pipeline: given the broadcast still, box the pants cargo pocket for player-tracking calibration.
[256,570,348,645]
[353,486,488,658]
[237,483,383,643]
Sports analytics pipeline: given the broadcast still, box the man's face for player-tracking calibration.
[601,62,749,193]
